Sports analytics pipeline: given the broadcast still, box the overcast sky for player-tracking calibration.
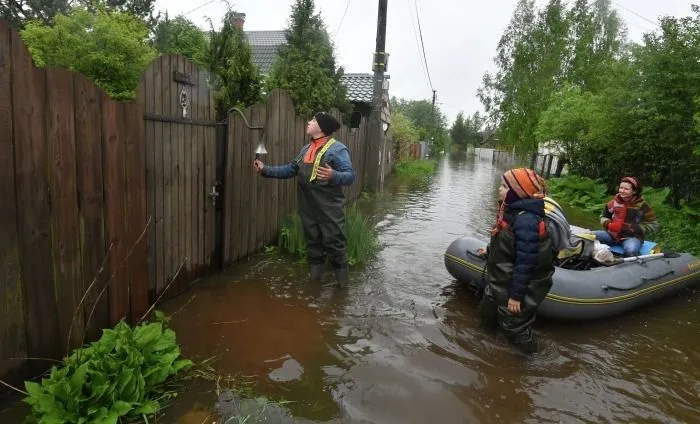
[153,0,697,124]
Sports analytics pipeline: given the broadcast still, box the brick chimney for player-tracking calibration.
[231,12,246,31]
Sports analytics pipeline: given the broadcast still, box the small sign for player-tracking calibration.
[180,88,190,118]
[173,70,194,85]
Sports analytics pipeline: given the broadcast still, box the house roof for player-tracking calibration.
[341,73,374,104]
[245,30,286,75]
[243,31,381,107]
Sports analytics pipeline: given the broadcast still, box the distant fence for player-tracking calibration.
[0,19,376,391]
[531,152,566,178]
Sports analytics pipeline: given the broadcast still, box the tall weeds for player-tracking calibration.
[276,204,378,266]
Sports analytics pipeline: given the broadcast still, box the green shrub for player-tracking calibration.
[276,205,378,266]
[24,312,192,424]
[392,159,437,179]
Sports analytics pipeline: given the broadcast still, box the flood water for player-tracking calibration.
[2,154,698,423]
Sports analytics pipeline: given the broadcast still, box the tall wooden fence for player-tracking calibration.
[0,20,149,385]
[0,19,373,390]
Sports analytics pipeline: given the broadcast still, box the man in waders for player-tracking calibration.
[253,112,355,285]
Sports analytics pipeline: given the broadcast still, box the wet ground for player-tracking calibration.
[2,153,699,423]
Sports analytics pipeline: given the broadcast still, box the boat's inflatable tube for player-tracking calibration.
[444,236,700,321]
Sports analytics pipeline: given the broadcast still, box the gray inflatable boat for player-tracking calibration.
[444,235,700,321]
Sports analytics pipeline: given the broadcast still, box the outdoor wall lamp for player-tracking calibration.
[226,107,267,158]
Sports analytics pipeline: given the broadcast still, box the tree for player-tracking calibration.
[391,112,420,161]
[265,0,350,119]
[152,14,208,67]
[450,112,469,148]
[20,6,157,99]
[2,0,158,29]
[204,10,263,120]
[1,0,73,28]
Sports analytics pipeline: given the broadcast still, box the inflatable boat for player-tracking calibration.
[444,235,700,321]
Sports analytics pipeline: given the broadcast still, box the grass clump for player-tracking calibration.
[23,311,192,424]
[276,204,378,266]
[547,174,700,255]
[392,159,437,179]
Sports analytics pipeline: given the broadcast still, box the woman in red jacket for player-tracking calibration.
[592,176,659,257]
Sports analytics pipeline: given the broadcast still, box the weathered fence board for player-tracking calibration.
[11,26,61,368]
[73,74,109,341]
[46,67,83,353]
[0,18,28,385]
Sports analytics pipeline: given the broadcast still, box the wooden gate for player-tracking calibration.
[137,56,218,298]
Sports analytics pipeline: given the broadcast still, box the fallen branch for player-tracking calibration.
[139,259,186,323]
[0,378,28,396]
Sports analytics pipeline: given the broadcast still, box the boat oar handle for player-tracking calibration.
[601,269,675,291]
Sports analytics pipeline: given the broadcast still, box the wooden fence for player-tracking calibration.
[0,20,149,385]
[0,19,374,390]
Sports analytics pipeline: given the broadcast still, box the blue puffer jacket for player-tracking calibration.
[486,198,555,302]
[261,139,355,186]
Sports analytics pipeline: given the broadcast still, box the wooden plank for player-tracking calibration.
[124,101,149,323]
[183,58,193,283]
[139,57,156,300]
[153,57,165,295]
[103,100,129,325]
[223,111,236,264]
[46,67,83,353]
[266,91,280,246]
[233,112,246,260]
[73,74,108,342]
[203,93,216,268]
[243,107,255,257]
[0,19,28,387]
[161,56,173,293]
[196,66,206,270]
[187,60,197,278]
[11,29,61,370]
[175,55,186,291]
[254,104,267,250]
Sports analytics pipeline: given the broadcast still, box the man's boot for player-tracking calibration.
[334,267,349,287]
[310,264,325,282]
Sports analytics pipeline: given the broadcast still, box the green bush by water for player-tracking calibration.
[392,159,437,179]
[276,204,378,266]
[547,174,700,255]
[23,311,192,424]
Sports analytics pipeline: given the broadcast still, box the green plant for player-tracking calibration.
[275,205,378,266]
[392,159,437,179]
[24,311,192,424]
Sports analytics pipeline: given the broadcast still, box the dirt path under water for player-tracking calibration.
[3,154,698,424]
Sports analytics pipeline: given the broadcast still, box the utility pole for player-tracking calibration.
[367,0,388,192]
[431,90,436,153]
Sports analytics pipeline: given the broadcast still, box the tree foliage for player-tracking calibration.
[152,13,208,67]
[1,0,158,29]
[204,10,262,120]
[20,5,157,99]
[265,0,350,119]
[390,97,449,152]
[391,112,420,161]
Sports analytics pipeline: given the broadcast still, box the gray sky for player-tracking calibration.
[154,0,696,124]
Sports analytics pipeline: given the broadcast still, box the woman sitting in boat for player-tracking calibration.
[593,176,659,257]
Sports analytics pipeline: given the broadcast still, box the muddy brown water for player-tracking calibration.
[2,154,698,424]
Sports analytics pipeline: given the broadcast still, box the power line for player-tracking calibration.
[333,0,352,38]
[405,0,431,93]
[612,1,660,28]
[183,0,218,17]
[413,0,434,91]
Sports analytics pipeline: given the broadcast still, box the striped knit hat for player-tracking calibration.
[621,176,640,193]
[503,168,546,202]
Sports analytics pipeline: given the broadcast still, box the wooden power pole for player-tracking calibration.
[367,0,388,192]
